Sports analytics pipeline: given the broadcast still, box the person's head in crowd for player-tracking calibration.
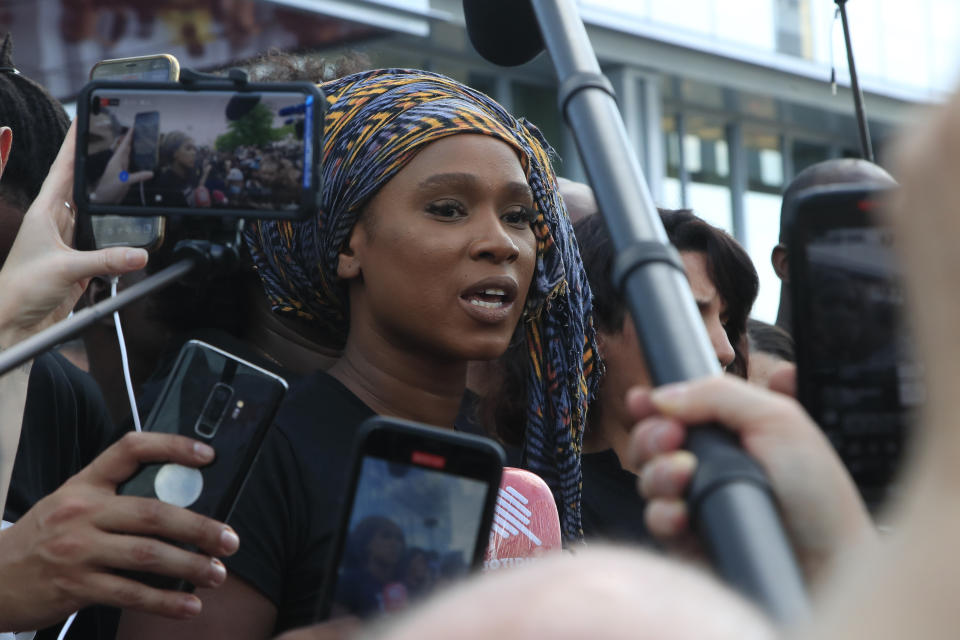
[745,318,794,388]
[773,158,896,332]
[556,176,597,224]
[370,546,773,640]
[227,167,245,197]
[345,516,406,581]
[0,33,70,262]
[401,547,435,596]
[247,68,600,542]
[159,131,198,178]
[573,208,758,460]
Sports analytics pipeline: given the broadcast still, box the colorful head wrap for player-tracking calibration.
[245,68,601,541]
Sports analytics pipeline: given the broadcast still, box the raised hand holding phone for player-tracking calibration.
[0,432,239,631]
[117,340,287,591]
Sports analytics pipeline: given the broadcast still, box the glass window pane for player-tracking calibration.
[661,176,684,209]
[792,140,831,175]
[744,127,783,194]
[688,182,733,234]
[743,191,784,323]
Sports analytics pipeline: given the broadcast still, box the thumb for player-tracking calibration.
[59,247,148,284]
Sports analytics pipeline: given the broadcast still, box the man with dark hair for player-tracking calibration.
[561,181,758,542]
[772,158,896,332]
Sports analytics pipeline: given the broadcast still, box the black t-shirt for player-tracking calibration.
[4,352,117,522]
[2,352,118,640]
[225,370,375,633]
[580,449,655,545]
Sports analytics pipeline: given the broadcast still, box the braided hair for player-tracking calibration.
[0,33,70,212]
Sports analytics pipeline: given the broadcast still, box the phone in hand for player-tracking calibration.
[318,417,504,620]
[788,184,922,507]
[83,55,180,251]
[74,80,323,221]
[117,339,288,590]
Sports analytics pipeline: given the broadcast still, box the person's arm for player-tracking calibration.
[0,432,238,632]
[797,75,960,640]
[624,370,877,587]
[0,121,148,510]
[116,576,278,640]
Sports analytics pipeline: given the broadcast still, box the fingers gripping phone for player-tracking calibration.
[118,340,288,590]
[84,55,180,251]
[788,185,922,507]
[318,417,504,621]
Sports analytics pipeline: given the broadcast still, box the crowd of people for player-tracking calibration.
[2,28,960,640]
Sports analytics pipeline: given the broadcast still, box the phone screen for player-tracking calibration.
[792,190,922,502]
[81,86,317,218]
[131,110,160,173]
[328,449,494,618]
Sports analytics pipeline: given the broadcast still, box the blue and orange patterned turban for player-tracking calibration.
[245,68,601,541]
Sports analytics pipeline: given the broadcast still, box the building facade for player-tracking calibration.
[6,0,956,320]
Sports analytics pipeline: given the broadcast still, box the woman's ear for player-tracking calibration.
[0,127,12,180]
[337,225,365,280]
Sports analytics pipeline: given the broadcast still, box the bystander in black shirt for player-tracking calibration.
[225,369,375,633]
[580,449,655,545]
[4,352,117,522]
[2,352,118,640]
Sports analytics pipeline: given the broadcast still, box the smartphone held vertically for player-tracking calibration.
[74,79,324,221]
[84,54,180,250]
[118,339,288,590]
[788,185,922,506]
[318,417,505,621]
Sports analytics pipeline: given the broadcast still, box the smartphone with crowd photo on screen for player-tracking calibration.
[74,80,323,221]
[318,417,504,621]
[788,184,923,509]
[83,55,180,251]
[117,339,288,591]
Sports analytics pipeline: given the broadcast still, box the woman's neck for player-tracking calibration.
[329,333,467,430]
[242,281,341,374]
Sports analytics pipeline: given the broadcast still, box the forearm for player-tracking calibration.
[0,358,32,514]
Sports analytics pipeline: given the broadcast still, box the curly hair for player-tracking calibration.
[0,33,70,212]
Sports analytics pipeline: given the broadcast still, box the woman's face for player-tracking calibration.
[681,250,736,370]
[368,524,405,566]
[340,134,537,362]
[174,139,197,170]
[594,249,735,455]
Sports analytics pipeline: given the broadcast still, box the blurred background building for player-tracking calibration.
[3,0,956,321]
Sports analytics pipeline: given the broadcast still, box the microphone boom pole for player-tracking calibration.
[463,0,810,623]
[835,0,874,162]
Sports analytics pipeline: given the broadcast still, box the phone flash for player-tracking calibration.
[231,400,244,419]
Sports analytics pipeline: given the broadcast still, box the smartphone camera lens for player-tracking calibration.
[195,382,233,438]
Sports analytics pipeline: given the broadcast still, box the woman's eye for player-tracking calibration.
[503,206,535,227]
[426,201,466,219]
